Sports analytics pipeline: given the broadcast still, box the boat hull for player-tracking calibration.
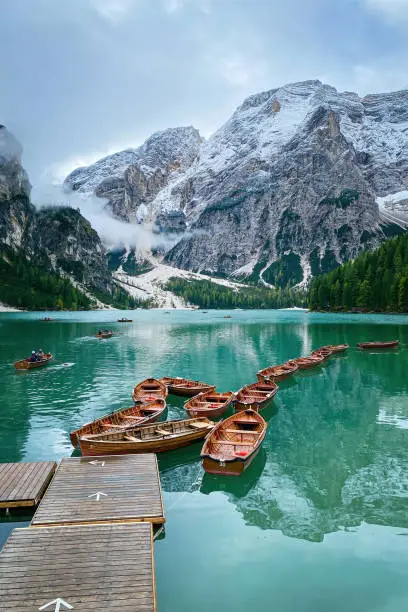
[256,370,292,382]
[202,446,261,476]
[357,341,399,349]
[186,403,230,418]
[79,425,210,456]
[70,403,164,447]
[96,333,113,339]
[132,378,168,403]
[233,397,274,412]
[14,354,53,370]
[185,391,233,419]
[170,386,212,397]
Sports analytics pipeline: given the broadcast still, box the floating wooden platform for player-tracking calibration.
[0,461,56,509]
[31,454,165,527]
[0,522,156,611]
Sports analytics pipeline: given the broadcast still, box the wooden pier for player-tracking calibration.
[0,522,156,611]
[0,461,56,509]
[31,454,165,527]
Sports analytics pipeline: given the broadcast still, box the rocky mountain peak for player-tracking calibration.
[64,80,408,286]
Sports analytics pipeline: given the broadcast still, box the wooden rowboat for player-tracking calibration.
[324,344,349,353]
[257,362,298,382]
[233,381,278,412]
[201,409,267,476]
[160,376,215,397]
[185,390,234,419]
[357,340,399,349]
[286,355,325,370]
[14,353,53,370]
[96,331,113,339]
[310,347,333,360]
[69,398,166,447]
[132,378,168,403]
[79,416,215,456]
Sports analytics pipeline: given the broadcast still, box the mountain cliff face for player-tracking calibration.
[65,126,202,226]
[0,127,114,303]
[64,81,408,286]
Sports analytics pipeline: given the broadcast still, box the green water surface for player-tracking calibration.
[1,309,408,611]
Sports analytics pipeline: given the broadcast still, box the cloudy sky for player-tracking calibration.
[1,0,408,185]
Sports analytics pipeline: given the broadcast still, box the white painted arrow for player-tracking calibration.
[88,491,108,501]
[39,598,73,611]
[88,460,105,467]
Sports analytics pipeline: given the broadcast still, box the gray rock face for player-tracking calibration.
[65,126,202,223]
[65,81,408,285]
[0,128,113,296]
[33,207,113,293]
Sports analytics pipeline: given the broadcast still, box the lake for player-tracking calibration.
[1,309,408,611]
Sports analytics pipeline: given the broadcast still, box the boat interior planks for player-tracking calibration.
[132,378,168,403]
[185,390,234,418]
[79,417,215,456]
[201,409,267,476]
[160,376,215,397]
[69,398,166,447]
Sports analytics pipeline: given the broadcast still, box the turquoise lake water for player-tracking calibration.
[0,309,407,611]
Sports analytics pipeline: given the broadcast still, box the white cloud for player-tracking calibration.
[364,0,408,22]
[90,0,136,24]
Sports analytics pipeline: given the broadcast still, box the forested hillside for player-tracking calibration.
[165,277,307,309]
[309,233,408,312]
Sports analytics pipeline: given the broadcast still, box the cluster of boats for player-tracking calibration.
[69,343,350,476]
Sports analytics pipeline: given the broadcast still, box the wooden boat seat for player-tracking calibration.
[232,419,260,425]
[124,435,141,442]
[213,440,252,446]
[225,429,259,435]
[155,427,171,436]
[188,421,211,429]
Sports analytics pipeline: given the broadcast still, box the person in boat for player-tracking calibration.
[29,350,37,362]
[37,348,45,360]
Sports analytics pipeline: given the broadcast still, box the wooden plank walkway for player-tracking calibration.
[0,522,156,611]
[31,454,165,527]
[0,461,57,509]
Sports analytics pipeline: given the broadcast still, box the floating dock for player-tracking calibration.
[0,461,56,509]
[31,454,165,527]
[0,522,156,611]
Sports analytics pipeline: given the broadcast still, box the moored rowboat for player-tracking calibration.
[185,390,234,419]
[132,378,168,403]
[233,381,278,412]
[286,355,325,369]
[324,344,349,353]
[257,362,298,382]
[310,347,333,360]
[201,409,267,476]
[69,398,166,447]
[14,353,53,370]
[357,340,399,349]
[79,416,215,456]
[160,376,215,397]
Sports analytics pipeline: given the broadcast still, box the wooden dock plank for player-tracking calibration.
[31,454,165,526]
[0,461,57,508]
[0,523,156,611]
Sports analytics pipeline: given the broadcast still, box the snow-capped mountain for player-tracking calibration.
[64,80,408,286]
[65,126,202,225]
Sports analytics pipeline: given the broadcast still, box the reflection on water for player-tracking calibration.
[1,310,408,546]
